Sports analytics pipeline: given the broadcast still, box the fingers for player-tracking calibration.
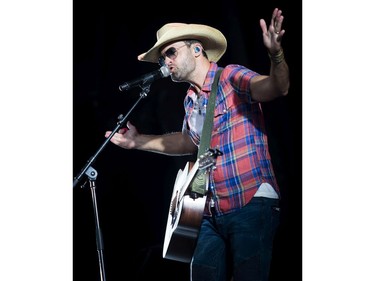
[104,128,127,140]
[126,121,135,130]
[118,128,129,134]
[105,120,135,142]
[261,8,284,36]
[272,8,284,34]
[270,8,277,29]
[259,18,267,34]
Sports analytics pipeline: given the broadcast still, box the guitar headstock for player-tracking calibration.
[198,148,223,171]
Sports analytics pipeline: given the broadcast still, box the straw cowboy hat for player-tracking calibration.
[137,23,227,63]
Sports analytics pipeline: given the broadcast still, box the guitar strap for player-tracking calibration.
[191,68,223,195]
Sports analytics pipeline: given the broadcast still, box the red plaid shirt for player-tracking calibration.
[182,62,279,216]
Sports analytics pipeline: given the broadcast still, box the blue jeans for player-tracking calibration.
[190,197,280,281]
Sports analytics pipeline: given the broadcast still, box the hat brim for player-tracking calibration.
[138,24,227,63]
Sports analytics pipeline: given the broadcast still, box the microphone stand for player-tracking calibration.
[73,84,152,281]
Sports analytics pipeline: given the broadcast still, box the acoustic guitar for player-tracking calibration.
[163,149,222,263]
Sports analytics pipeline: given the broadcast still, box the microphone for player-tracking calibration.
[119,65,170,91]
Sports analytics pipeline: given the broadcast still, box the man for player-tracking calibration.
[105,7,289,281]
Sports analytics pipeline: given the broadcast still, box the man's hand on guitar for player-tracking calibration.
[104,121,138,149]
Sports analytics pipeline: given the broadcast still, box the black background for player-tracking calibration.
[73,1,302,280]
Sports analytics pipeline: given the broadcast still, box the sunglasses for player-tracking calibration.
[159,44,187,66]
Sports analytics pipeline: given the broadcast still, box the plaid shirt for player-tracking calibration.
[182,62,279,216]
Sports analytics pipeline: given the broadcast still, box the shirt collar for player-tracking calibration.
[187,62,219,100]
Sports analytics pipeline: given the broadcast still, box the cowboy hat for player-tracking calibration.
[137,23,227,63]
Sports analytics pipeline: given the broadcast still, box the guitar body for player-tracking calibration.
[163,149,222,263]
[163,193,206,263]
